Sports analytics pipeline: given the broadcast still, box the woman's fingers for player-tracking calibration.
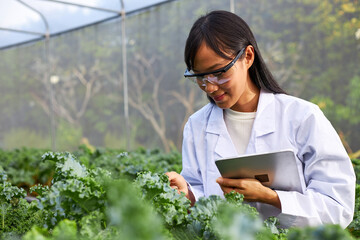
[165,172,196,205]
[166,172,182,186]
[216,177,279,204]
[165,171,183,185]
[218,185,237,194]
[216,177,244,189]
[165,171,188,194]
[165,171,178,181]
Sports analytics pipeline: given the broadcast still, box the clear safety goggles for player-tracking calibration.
[184,47,245,86]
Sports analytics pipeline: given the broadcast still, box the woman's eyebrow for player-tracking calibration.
[205,63,224,71]
[193,62,225,73]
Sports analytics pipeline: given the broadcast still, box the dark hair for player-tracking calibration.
[184,10,286,102]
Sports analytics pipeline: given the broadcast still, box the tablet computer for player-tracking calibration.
[215,149,304,193]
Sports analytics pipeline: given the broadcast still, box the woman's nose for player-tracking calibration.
[204,81,218,94]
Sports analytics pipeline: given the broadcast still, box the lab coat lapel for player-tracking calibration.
[205,90,276,157]
[206,105,238,159]
[249,90,276,153]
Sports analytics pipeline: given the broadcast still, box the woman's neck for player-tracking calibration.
[231,85,260,112]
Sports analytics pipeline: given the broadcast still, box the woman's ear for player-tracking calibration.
[244,45,255,69]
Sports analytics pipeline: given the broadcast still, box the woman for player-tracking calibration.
[166,10,355,228]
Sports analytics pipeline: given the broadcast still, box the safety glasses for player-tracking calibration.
[184,48,245,86]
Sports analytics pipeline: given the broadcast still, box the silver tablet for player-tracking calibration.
[215,149,304,193]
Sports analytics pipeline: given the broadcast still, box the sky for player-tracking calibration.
[0,0,169,49]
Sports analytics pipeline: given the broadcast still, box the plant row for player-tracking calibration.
[0,147,359,239]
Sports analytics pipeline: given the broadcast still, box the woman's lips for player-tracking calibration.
[213,94,225,102]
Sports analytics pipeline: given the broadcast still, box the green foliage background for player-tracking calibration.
[0,147,358,239]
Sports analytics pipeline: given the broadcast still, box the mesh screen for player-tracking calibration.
[0,0,359,152]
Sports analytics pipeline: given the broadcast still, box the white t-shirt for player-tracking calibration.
[224,108,256,155]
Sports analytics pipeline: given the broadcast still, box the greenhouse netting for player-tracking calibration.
[0,0,359,155]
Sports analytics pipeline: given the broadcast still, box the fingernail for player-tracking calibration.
[216,178,222,184]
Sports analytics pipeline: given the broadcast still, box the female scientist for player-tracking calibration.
[166,10,355,228]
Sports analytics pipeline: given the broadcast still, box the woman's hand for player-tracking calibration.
[216,177,281,209]
[165,171,195,206]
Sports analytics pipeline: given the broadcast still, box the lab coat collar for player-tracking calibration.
[253,89,276,137]
[205,89,276,158]
[206,104,238,158]
[206,89,275,136]
[206,104,225,135]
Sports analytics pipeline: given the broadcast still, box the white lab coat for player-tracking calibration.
[181,89,355,228]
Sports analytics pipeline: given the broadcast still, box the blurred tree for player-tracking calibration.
[30,58,103,126]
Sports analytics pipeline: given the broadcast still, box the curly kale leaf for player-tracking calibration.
[135,171,190,227]
[225,191,259,218]
[0,172,26,202]
[1,171,41,237]
[0,198,46,237]
[185,196,220,239]
[185,192,263,240]
[32,153,110,228]
[42,152,88,181]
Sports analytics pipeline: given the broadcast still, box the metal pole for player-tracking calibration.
[17,0,56,151]
[120,0,130,150]
[0,27,44,36]
[46,35,56,151]
[230,0,235,13]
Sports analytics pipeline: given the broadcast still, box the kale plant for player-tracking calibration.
[0,171,45,237]
[135,171,190,227]
[30,152,111,228]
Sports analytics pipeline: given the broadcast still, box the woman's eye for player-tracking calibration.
[213,72,225,79]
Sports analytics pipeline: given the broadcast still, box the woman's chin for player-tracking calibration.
[215,101,231,109]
